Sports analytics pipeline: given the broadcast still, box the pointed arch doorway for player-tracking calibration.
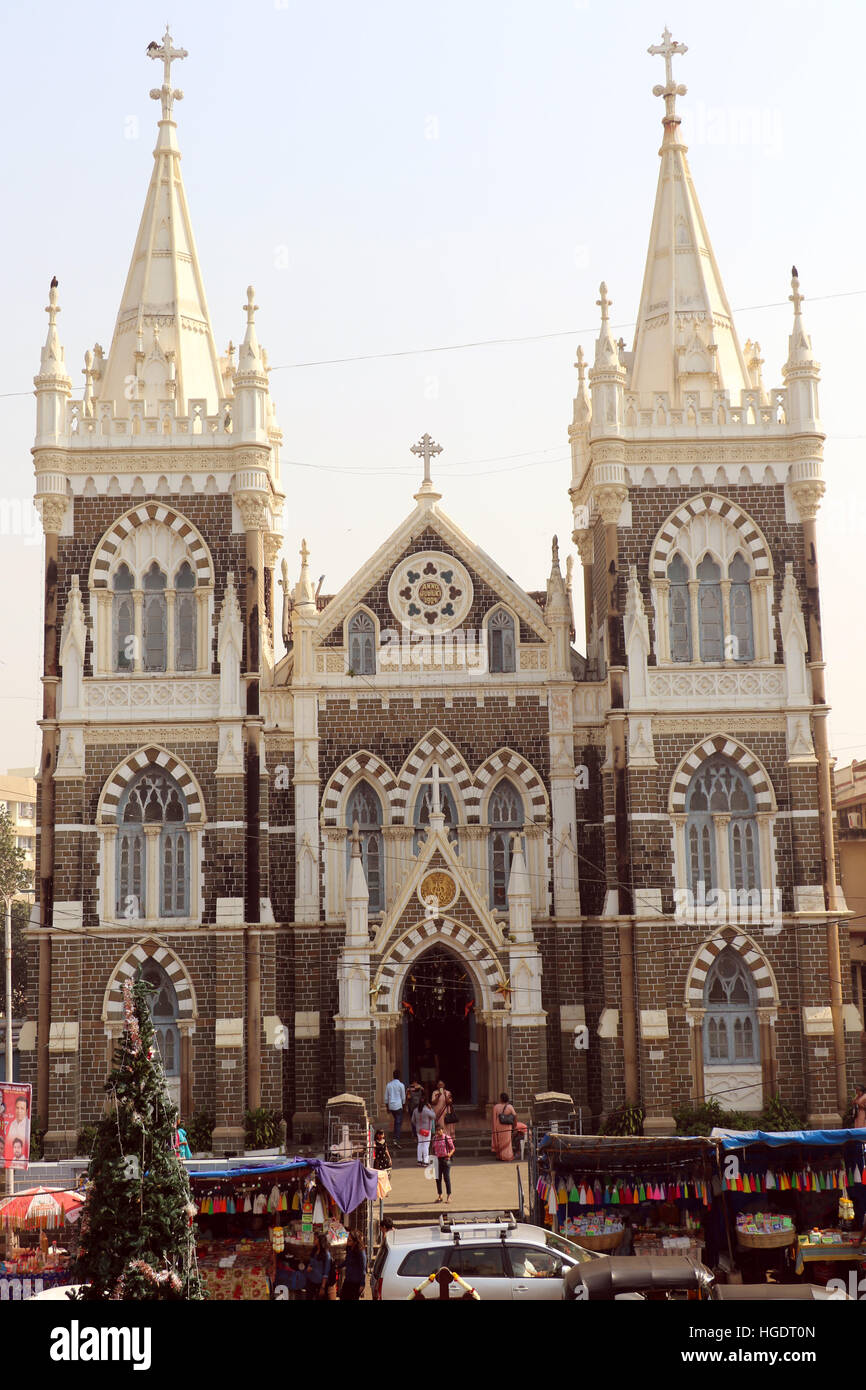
[401,946,478,1106]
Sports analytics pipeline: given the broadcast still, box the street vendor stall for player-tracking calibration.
[713,1128,866,1281]
[0,1187,81,1299]
[534,1135,719,1264]
[187,1158,380,1300]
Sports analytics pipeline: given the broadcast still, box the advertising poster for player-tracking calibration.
[0,1082,32,1170]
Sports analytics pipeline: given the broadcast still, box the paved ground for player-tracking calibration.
[380,1154,531,1220]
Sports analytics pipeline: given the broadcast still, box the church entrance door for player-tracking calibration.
[401,946,477,1106]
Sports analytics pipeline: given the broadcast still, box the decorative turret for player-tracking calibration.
[545,537,572,677]
[588,283,626,433]
[345,821,370,947]
[34,279,72,446]
[568,345,592,490]
[506,833,533,944]
[290,540,317,680]
[782,269,821,428]
[233,287,270,443]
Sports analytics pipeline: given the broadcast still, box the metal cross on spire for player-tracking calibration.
[147,26,188,122]
[648,26,688,129]
[411,433,443,491]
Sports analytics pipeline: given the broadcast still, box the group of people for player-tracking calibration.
[296,1229,367,1300]
[383,1069,457,1201]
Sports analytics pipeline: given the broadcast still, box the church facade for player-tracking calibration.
[25,29,858,1156]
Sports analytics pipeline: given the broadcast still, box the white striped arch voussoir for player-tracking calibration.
[650,493,773,580]
[102,940,196,1022]
[669,736,774,815]
[685,929,778,1008]
[320,740,548,826]
[89,503,214,588]
[98,747,204,823]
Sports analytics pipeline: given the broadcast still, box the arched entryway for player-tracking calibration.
[401,946,478,1105]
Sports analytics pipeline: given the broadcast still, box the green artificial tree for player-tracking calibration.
[75,975,204,1299]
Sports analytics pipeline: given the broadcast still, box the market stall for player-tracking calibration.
[187,1158,380,1300]
[714,1128,866,1281]
[534,1135,719,1263]
[0,1187,81,1299]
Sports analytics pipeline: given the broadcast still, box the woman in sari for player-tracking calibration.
[491,1091,517,1161]
[431,1079,455,1140]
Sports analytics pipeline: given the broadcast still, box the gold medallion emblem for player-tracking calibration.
[419,871,457,908]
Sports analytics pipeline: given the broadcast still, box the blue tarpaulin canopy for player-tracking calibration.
[712,1128,866,1152]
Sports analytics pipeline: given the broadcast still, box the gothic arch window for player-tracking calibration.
[116,768,190,920]
[140,958,181,1079]
[413,771,459,853]
[346,780,384,912]
[685,754,761,901]
[488,778,524,910]
[488,608,516,673]
[142,562,168,672]
[649,497,773,665]
[667,553,691,662]
[112,563,134,671]
[347,611,376,676]
[696,555,723,662]
[174,561,197,672]
[702,947,758,1065]
[728,552,754,661]
[94,511,213,676]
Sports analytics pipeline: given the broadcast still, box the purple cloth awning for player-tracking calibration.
[309,1159,379,1213]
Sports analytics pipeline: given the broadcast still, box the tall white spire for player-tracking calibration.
[97,28,224,415]
[628,28,749,405]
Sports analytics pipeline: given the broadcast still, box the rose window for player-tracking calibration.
[388,552,473,632]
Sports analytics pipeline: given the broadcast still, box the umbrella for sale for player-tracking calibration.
[0,1186,84,1230]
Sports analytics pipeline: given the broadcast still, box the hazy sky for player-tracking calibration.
[2,0,865,774]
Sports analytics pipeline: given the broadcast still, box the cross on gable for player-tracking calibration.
[417,763,453,823]
[411,433,443,489]
[148,26,188,122]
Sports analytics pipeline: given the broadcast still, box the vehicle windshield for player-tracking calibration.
[545,1231,596,1264]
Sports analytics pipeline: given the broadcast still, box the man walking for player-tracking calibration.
[384,1069,406,1147]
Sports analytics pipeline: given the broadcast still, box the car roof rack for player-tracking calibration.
[439,1212,517,1241]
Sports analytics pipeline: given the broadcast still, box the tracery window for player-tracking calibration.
[703,947,758,1065]
[116,768,189,919]
[346,781,384,912]
[685,755,760,899]
[112,563,135,671]
[697,555,723,662]
[142,562,168,672]
[488,779,524,910]
[174,562,197,671]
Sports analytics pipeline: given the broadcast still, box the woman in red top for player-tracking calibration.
[432,1125,456,1203]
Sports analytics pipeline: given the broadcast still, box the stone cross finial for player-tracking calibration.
[147,26,188,121]
[648,27,688,126]
[552,535,560,567]
[46,278,60,327]
[410,433,443,489]
[350,819,362,857]
[245,286,259,326]
[575,344,586,379]
[596,283,612,323]
[790,272,804,316]
[300,538,310,569]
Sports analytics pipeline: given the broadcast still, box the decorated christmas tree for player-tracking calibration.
[74,976,204,1299]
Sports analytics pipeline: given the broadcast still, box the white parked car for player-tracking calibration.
[371,1213,600,1301]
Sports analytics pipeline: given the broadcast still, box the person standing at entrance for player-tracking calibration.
[432,1125,455,1204]
[415,1095,436,1165]
[384,1069,406,1146]
[431,1079,455,1140]
[418,1038,438,1095]
[491,1092,518,1161]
